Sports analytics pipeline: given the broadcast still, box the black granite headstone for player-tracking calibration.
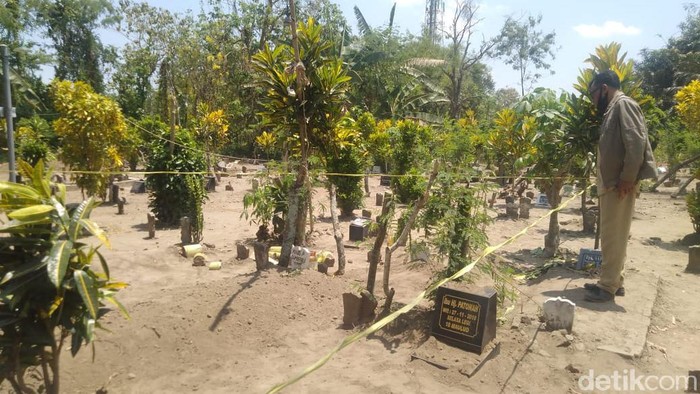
[431,286,497,354]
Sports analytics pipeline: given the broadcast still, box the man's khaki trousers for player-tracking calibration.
[597,187,637,295]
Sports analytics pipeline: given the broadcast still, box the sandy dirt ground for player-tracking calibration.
[2,165,699,394]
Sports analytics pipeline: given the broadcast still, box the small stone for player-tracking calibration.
[247,320,252,325]
[565,364,582,374]
[207,314,212,318]
[565,334,575,341]
[520,315,533,325]
[537,349,551,357]
[574,343,586,352]
[128,373,136,380]
[511,317,521,330]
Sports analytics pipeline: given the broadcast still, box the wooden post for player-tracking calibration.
[110,184,120,204]
[180,216,192,245]
[253,242,269,271]
[117,197,126,215]
[147,213,156,239]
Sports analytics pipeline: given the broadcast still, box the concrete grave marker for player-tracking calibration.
[687,246,700,273]
[349,218,370,241]
[505,195,519,219]
[375,193,384,206]
[130,180,146,193]
[236,243,250,260]
[290,246,311,270]
[543,297,575,333]
[519,197,531,219]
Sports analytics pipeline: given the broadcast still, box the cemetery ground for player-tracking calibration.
[4,165,700,394]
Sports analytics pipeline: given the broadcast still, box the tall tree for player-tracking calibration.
[442,0,504,119]
[638,5,700,110]
[0,0,49,115]
[496,14,557,96]
[39,0,118,93]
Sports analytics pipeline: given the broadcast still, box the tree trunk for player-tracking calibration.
[579,177,588,230]
[279,0,308,266]
[364,169,370,196]
[671,176,696,198]
[543,181,562,257]
[379,161,440,309]
[329,184,347,275]
[279,190,300,268]
[308,186,314,235]
[650,153,700,191]
[367,192,392,294]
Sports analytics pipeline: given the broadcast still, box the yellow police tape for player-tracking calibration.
[0,168,590,181]
[267,186,589,393]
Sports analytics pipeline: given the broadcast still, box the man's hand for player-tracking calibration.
[617,180,636,199]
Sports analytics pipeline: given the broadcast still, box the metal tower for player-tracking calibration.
[425,0,444,43]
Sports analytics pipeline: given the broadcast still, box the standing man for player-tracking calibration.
[584,70,657,303]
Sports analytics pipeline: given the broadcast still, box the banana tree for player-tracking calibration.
[0,160,128,394]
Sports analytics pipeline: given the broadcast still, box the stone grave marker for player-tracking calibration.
[688,245,700,273]
[431,286,497,354]
[543,297,575,333]
[180,216,192,245]
[375,193,384,206]
[379,175,391,186]
[117,197,126,215]
[505,195,519,219]
[349,218,370,241]
[130,180,146,193]
[110,184,120,204]
[290,246,311,270]
[519,197,531,219]
[236,243,250,260]
[205,176,216,192]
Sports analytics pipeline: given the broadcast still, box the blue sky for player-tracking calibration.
[337,0,692,92]
[109,0,694,93]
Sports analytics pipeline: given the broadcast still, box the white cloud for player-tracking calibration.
[573,20,641,38]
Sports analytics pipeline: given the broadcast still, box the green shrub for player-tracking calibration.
[242,174,294,238]
[144,122,208,237]
[389,120,432,203]
[17,137,51,167]
[327,144,365,216]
